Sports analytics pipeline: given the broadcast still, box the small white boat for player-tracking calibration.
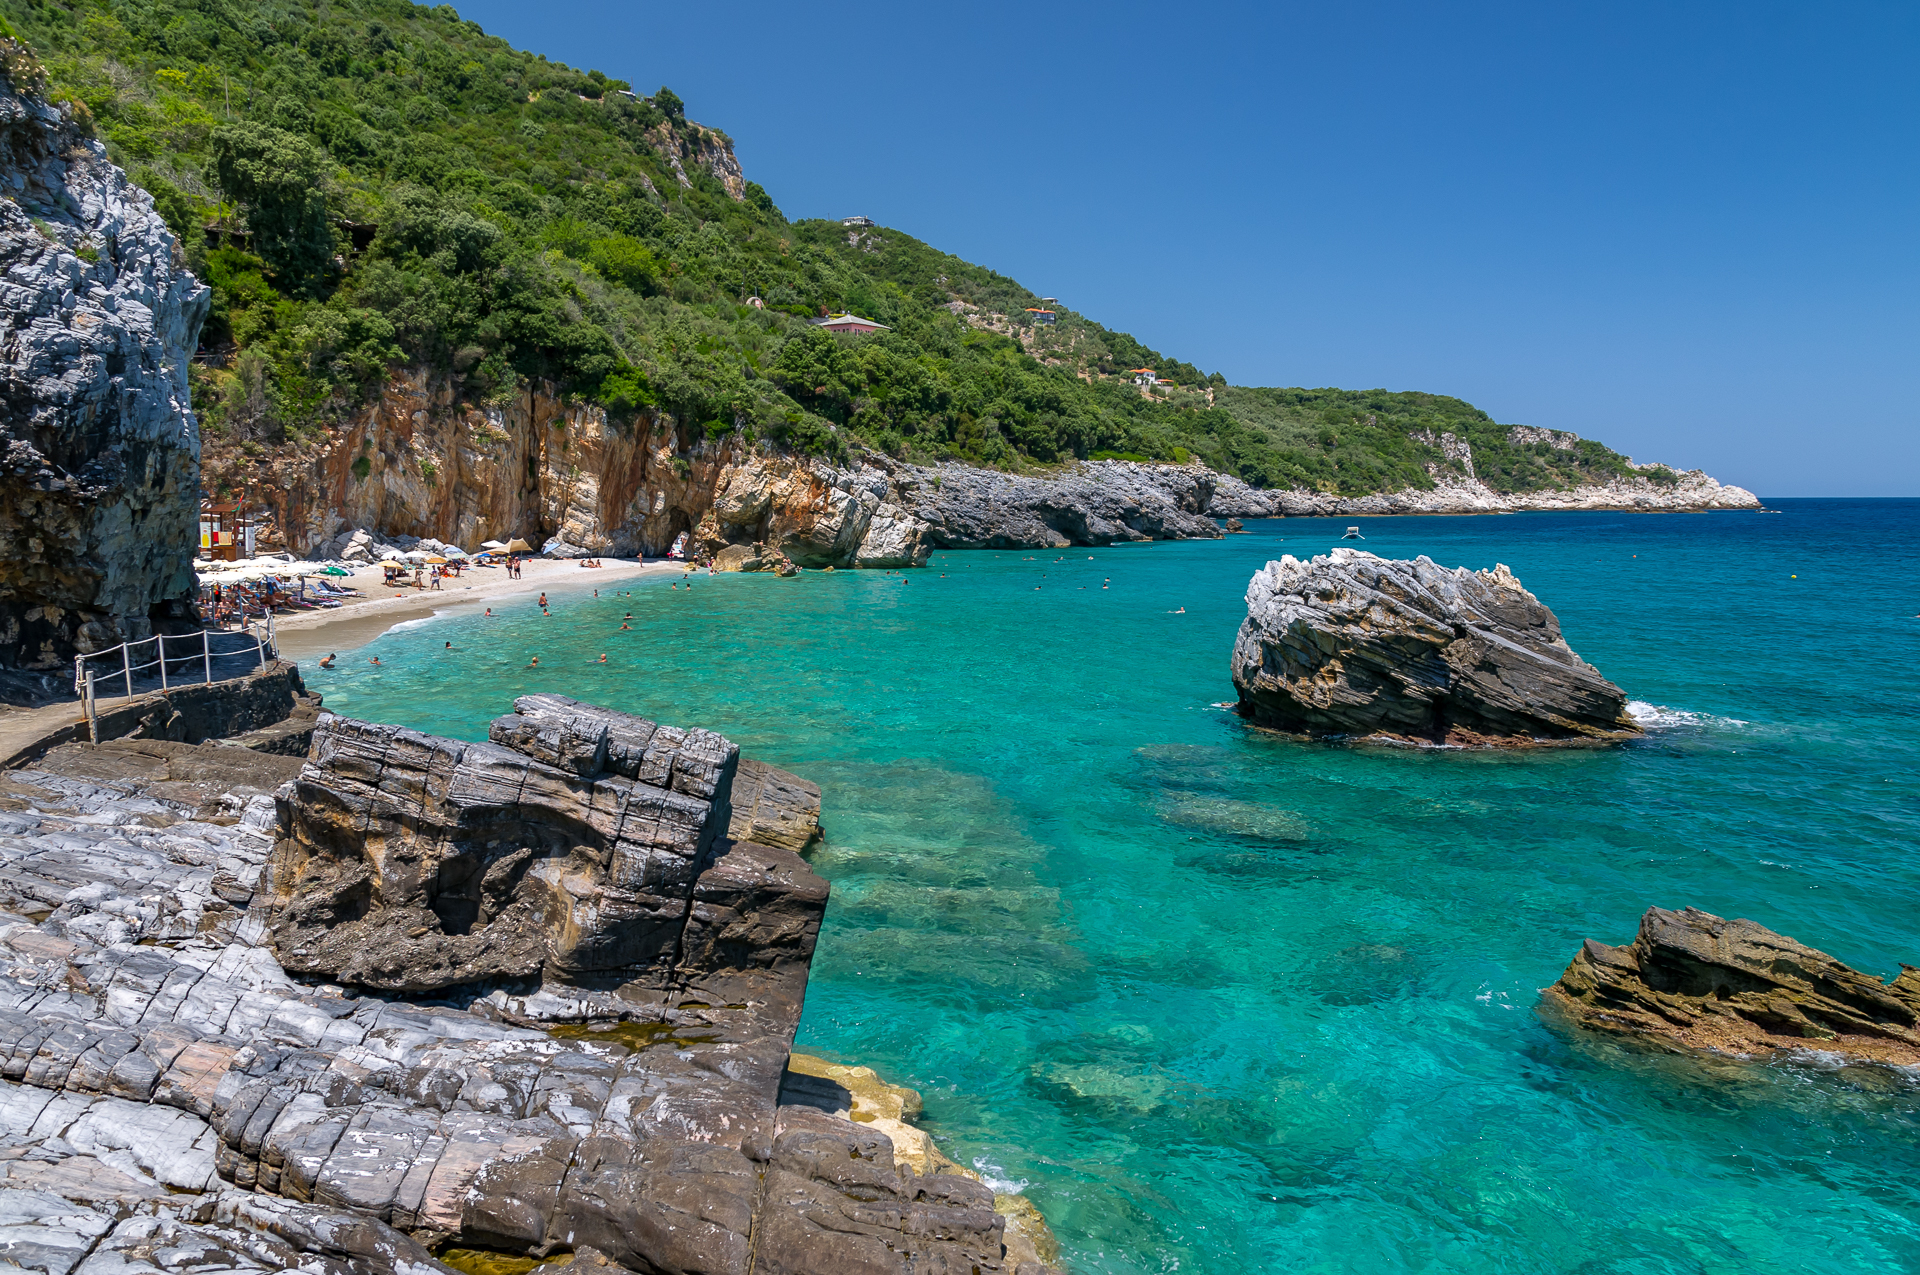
[1341,526,1365,540]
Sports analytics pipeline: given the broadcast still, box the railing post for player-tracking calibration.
[157,633,168,691]
[85,668,97,744]
[204,630,212,685]
[122,642,133,701]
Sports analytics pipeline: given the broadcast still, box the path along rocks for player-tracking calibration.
[1544,906,1920,1066]
[1230,549,1639,747]
[0,695,1061,1275]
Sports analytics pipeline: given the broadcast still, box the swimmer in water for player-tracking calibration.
[538,593,547,607]
[444,641,453,650]
[596,653,608,664]
[318,653,335,669]
[528,656,539,668]
[484,607,494,617]
[369,656,381,666]
[620,620,631,630]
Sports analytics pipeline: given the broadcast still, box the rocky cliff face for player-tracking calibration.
[0,45,208,670]
[215,373,1231,568]
[1230,549,1640,746]
[214,372,1757,571]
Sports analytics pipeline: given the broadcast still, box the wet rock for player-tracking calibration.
[0,46,209,671]
[1230,549,1639,746]
[1544,905,1920,1065]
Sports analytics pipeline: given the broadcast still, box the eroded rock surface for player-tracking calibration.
[0,47,209,670]
[1544,906,1920,1065]
[1230,549,1639,746]
[0,708,1047,1274]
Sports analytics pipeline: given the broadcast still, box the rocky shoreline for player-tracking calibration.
[0,683,1063,1275]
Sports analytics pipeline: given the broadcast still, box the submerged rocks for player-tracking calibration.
[0,45,209,670]
[1545,906,1920,1065]
[1230,549,1639,746]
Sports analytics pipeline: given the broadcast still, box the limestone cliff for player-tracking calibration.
[210,372,1757,569]
[0,42,208,669]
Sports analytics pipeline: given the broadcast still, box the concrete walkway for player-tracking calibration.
[0,635,280,769]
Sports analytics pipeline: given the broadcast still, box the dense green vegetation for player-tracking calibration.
[1,0,1658,495]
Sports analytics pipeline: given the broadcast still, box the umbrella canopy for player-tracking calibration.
[480,540,507,551]
[378,549,404,561]
[321,566,349,576]
[505,538,534,553]
[425,556,447,564]
[400,551,428,564]
[444,547,469,558]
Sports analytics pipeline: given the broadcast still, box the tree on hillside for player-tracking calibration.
[207,123,335,295]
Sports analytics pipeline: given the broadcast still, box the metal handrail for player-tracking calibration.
[71,613,277,703]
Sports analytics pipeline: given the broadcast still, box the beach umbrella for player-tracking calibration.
[425,556,447,564]
[322,566,348,576]
[505,538,534,553]
[480,540,507,551]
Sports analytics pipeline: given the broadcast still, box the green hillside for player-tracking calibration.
[0,0,1662,496]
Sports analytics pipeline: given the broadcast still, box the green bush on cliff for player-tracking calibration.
[1,0,1643,494]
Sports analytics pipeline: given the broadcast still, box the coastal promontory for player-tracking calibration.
[1229,549,1640,746]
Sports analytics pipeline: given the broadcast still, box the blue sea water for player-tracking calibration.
[310,498,1920,1274]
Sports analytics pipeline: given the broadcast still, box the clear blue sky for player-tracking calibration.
[453,0,1917,497]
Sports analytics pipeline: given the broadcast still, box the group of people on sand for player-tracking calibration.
[577,558,604,568]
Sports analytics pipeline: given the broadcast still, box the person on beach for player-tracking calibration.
[318,653,335,669]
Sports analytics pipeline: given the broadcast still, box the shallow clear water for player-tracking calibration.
[311,499,1920,1275]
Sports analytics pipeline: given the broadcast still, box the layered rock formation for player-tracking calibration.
[1206,460,1759,517]
[1230,549,1640,746]
[0,697,1057,1273]
[1545,906,1920,1065]
[0,46,209,669]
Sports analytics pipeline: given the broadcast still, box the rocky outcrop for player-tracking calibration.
[887,459,1223,548]
[1544,906,1920,1065]
[1230,549,1639,746]
[0,705,1054,1274]
[1206,465,1760,517]
[0,45,209,669]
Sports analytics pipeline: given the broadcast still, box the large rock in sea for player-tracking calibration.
[0,44,208,671]
[1544,906,1920,1065]
[1230,549,1639,746]
[0,701,1044,1275]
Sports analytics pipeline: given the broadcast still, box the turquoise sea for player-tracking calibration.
[309,498,1920,1275]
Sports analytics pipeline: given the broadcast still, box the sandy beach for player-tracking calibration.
[269,556,687,661]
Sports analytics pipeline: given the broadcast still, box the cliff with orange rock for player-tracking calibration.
[202,370,1238,569]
